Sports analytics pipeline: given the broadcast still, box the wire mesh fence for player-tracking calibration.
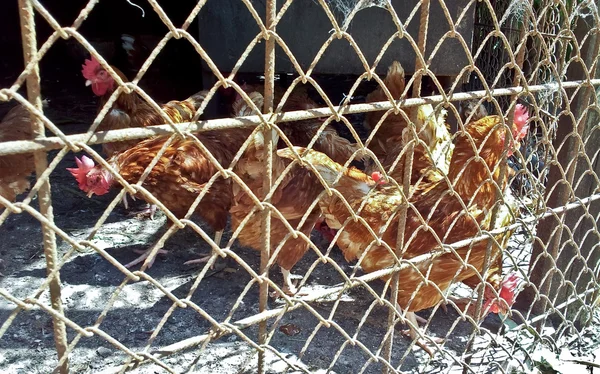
[1,0,599,372]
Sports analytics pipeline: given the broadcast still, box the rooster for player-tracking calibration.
[279,104,529,354]
[0,104,37,205]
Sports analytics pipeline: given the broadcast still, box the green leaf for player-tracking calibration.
[502,315,519,331]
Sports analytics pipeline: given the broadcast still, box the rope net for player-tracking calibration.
[0,0,599,372]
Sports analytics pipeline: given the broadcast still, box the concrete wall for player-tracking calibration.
[198,0,475,76]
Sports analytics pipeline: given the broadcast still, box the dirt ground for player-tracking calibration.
[1,56,600,374]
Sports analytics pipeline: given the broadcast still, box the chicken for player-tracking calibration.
[279,104,529,354]
[120,34,162,75]
[81,57,136,154]
[81,56,207,157]
[242,82,364,252]
[228,91,332,295]
[238,82,362,165]
[0,105,36,205]
[67,92,252,268]
[82,56,211,216]
[459,99,489,123]
[364,61,453,184]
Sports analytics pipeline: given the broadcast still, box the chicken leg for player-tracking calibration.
[269,267,305,299]
[129,203,157,220]
[400,310,444,356]
[281,267,297,295]
[125,229,223,269]
[126,243,168,269]
[183,229,223,267]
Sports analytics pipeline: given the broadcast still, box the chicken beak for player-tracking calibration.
[86,190,95,198]
[85,80,92,87]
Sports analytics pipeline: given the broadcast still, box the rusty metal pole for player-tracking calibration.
[258,0,276,372]
[17,0,69,372]
[382,1,428,371]
[411,0,429,99]
[462,11,529,374]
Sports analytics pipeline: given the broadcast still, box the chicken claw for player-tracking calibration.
[183,229,223,268]
[122,195,129,210]
[128,204,157,220]
[281,268,298,295]
[126,247,169,268]
[401,312,444,356]
[270,267,307,299]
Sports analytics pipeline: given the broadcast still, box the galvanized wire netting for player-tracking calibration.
[1,0,600,372]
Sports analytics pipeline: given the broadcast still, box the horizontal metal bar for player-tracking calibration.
[0,116,260,156]
[515,287,599,329]
[444,191,600,251]
[1,79,598,157]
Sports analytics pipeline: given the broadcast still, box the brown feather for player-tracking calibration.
[284,106,522,312]
[94,65,208,157]
[364,61,413,159]
[108,129,250,231]
[230,92,325,273]
[0,105,37,203]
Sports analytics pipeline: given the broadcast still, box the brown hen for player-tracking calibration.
[279,104,529,354]
[68,107,252,268]
[82,56,207,157]
[229,91,328,295]
[0,105,37,205]
[365,61,452,184]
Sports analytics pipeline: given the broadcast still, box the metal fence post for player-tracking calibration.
[17,0,69,372]
[382,1,428,371]
[258,0,277,372]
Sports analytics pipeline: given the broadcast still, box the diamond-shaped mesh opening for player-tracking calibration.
[2,0,600,372]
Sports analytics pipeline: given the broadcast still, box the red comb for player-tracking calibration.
[67,155,95,189]
[486,273,520,314]
[81,57,100,80]
[371,171,386,184]
[502,273,519,293]
[498,273,519,307]
[514,104,529,134]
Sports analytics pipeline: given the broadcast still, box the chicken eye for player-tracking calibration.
[98,70,107,79]
[87,175,99,186]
